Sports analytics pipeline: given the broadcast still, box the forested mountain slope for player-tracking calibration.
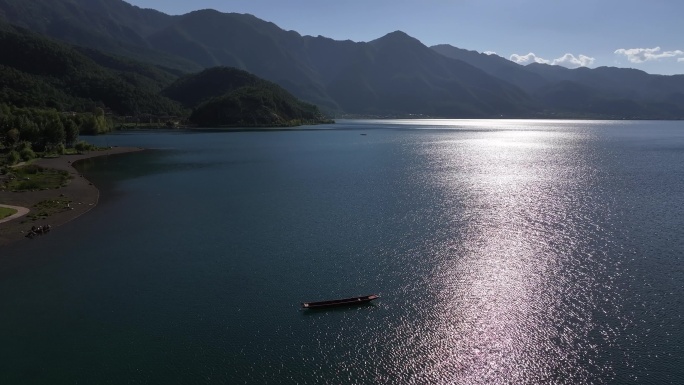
[164,67,330,126]
[0,23,184,115]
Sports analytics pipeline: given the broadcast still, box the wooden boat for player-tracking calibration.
[301,294,380,309]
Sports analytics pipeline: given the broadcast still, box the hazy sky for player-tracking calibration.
[126,0,684,75]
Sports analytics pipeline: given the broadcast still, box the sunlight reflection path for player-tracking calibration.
[399,127,625,384]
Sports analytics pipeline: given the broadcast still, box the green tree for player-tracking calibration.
[6,128,19,147]
[7,150,20,165]
[80,115,95,135]
[74,140,93,153]
[18,141,35,161]
[43,115,66,145]
[63,118,79,146]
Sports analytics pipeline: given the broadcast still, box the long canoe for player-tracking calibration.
[301,294,380,309]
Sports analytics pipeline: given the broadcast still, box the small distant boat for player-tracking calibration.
[301,294,380,309]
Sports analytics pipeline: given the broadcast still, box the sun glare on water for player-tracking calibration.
[381,124,624,384]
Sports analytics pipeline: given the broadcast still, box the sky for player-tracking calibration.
[126,0,684,75]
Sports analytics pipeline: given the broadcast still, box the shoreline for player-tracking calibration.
[0,147,143,247]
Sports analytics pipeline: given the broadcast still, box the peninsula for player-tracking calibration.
[0,147,142,246]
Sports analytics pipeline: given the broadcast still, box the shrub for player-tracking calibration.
[7,150,21,165]
[74,140,95,153]
[45,143,66,156]
[21,164,44,174]
[20,147,36,161]
[16,141,32,152]
[17,179,41,190]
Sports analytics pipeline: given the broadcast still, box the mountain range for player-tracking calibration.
[1,0,684,119]
[0,22,185,116]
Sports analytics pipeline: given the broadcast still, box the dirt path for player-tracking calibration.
[0,204,30,224]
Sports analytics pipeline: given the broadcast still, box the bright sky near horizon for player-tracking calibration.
[126,0,684,75]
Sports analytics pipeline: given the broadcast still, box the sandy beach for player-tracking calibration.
[0,147,143,246]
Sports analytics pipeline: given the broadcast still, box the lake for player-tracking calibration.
[1,120,682,384]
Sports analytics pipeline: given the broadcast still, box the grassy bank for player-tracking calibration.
[1,164,71,191]
[0,206,17,219]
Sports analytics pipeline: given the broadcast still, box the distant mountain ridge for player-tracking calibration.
[1,0,683,118]
[432,44,684,118]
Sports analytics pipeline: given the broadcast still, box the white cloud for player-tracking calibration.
[483,51,497,56]
[509,52,595,68]
[509,53,550,65]
[678,58,684,63]
[552,53,595,68]
[614,47,684,63]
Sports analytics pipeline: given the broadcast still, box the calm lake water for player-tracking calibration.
[1,120,682,384]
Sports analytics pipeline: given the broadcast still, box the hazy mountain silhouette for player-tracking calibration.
[1,0,683,118]
[145,9,338,110]
[324,31,530,117]
[433,44,684,118]
[430,44,550,93]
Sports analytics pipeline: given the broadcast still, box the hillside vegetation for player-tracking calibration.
[0,23,184,116]
[164,67,330,126]
[0,21,334,165]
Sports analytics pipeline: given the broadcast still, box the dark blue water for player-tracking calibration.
[1,120,682,384]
